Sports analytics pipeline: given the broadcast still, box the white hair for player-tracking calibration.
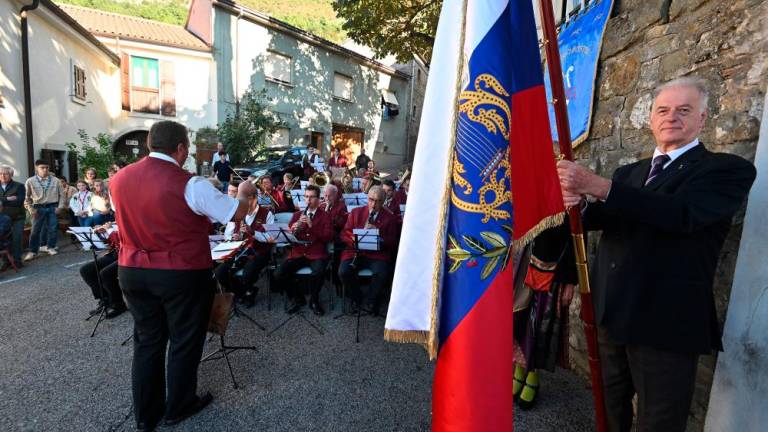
[325,184,338,195]
[0,165,14,176]
[368,185,384,199]
[653,77,709,113]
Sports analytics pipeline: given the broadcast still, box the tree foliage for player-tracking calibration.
[332,0,440,62]
[65,130,119,179]
[55,0,189,26]
[217,88,284,165]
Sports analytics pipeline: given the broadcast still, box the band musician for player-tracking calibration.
[214,187,275,308]
[338,186,397,315]
[110,120,256,431]
[79,222,126,319]
[258,175,291,213]
[273,185,334,316]
[381,179,401,217]
[276,173,298,212]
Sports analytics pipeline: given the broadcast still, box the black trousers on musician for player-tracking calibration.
[214,253,270,297]
[273,257,327,303]
[79,251,124,308]
[338,257,389,312]
[598,327,699,432]
[119,266,215,427]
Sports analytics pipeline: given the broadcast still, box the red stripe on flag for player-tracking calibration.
[432,261,514,432]
[510,85,564,242]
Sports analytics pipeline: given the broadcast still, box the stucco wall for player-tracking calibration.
[214,8,411,172]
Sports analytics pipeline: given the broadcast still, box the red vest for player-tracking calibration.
[111,156,212,270]
[235,206,273,255]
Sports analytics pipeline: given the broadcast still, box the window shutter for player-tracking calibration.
[160,60,176,117]
[121,53,130,111]
[67,151,79,183]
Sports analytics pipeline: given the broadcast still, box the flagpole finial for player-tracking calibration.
[549,98,558,105]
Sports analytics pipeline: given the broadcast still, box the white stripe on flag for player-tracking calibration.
[384,0,466,354]
[465,0,510,55]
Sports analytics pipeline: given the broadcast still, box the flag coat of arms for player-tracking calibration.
[385,1,564,430]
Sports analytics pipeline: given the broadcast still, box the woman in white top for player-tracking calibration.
[90,179,113,225]
[69,180,93,227]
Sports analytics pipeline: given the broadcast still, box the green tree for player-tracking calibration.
[217,88,284,165]
[332,0,440,62]
[65,129,118,179]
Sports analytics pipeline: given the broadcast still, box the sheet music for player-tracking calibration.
[289,189,305,203]
[353,228,380,251]
[209,234,226,249]
[352,178,363,191]
[399,204,406,214]
[300,180,309,190]
[311,162,325,172]
[343,192,368,207]
[347,204,366,211]
[210,241,244,261]
[263,223,294,244]
[67,228,108,250]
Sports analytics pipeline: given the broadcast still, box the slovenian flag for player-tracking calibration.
[385,0,564,430]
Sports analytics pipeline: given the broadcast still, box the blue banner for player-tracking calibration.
[544,0,613,146]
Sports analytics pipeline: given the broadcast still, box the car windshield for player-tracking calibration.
[244,148,289,164]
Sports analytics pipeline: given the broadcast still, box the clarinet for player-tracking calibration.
[293,206,310,235]
[350,212,375,269]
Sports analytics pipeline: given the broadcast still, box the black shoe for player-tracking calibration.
[310,301,325,316]
[89,300,106,316]
[243,291,256,309]
[163,392,214,426]
[136,418,160,432]
[106,304,127,319]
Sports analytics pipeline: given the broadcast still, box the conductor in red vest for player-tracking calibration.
[110,121,255,432]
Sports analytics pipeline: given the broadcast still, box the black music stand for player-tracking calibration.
[70,229,111,337]
[265,227,325,337]
[201,288,258,389]
[227,245,266,331]
[334,231,381,343]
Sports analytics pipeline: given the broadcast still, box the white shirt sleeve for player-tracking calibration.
[185,176,239,224]
[265,211,275,224]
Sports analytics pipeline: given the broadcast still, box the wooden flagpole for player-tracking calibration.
[536,1,608,431]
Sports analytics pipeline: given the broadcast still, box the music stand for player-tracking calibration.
[263,226,325,337]
[227,244,266,331]
[334,230,381,342]
[200,286,257,389]
[68,228,111,337]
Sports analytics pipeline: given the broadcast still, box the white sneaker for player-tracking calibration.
[39,246,48,253]
[22,252,37,262]
[46,248,58,256]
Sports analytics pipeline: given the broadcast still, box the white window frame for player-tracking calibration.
[265,51,293,86]
[333,72,353,102]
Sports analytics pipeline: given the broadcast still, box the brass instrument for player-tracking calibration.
[363,173,382,193]
[311,171,330,187]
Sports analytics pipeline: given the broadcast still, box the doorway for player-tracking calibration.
[331,124,364,167]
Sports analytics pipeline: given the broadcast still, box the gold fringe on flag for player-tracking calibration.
[511,211,566,253]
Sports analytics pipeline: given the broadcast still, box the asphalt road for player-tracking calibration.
[0,240,595,431]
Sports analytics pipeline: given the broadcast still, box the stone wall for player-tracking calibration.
[566,0,767,430]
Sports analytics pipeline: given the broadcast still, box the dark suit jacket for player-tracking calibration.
[583,144,756,354]
[0,181,26,221]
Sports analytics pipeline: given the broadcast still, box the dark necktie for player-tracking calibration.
[368,212,376,225]
[645,154,671,186]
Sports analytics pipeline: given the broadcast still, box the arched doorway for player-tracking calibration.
[113,130,149,161]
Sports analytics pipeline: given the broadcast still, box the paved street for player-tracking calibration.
[0,240,595,431]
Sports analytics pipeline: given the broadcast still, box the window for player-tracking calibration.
[123,55,176,116]
[130,56,160,114]
[71,62,87,104]
[412,104,417,119]
[265,51,292,85]
[269,128,290,148]
[333,73,353,101]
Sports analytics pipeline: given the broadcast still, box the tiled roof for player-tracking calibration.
[58,4,210,52]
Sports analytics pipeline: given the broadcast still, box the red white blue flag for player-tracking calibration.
[386,1,564,430]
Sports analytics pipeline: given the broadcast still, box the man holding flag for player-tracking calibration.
[385,1,565,430]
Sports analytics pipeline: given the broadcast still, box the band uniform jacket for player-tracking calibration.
[235,206,273,256]
[340,206,398,262]
[286,207,333,260]
[383,195,401,217]
[324,199,349,236]
[583,144,756,354]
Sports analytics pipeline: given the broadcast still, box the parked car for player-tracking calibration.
[233,146,308,184]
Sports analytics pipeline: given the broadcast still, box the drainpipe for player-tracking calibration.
[20,0,40,177]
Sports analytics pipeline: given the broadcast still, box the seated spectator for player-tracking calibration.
[90,179,113,225]
[0,165,26,266]
[69,180,93,227]
[0,202,12,270]
[226,182,239,198]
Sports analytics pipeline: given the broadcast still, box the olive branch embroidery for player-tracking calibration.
[446,225,513,280]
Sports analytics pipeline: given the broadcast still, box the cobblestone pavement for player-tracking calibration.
[0,241,594,431]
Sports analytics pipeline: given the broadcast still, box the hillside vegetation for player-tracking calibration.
[54,0,346,42]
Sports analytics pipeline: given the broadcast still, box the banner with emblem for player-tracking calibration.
[385,0,564,430]
[544,0,614,146]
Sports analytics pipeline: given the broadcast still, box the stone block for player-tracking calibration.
[661,49,692,80]
[601,16,637,59]
[637,58,661,90]
[591,97,625,139]
[628,93,653,129]
[601,54,640,98]
[715,112,761,143]
[640,34,680,62]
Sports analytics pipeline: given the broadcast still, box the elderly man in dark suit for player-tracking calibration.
[557,77,756,432]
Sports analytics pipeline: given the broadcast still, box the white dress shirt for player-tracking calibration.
[142,152,238,224]
[652,138,700,169]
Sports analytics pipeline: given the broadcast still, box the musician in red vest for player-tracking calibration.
[110,121,255,432]
[273,184,334,315]
[338,185,397,315]
[394,177,409,204]
[259,175,292,213]
[213,189,274,308]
